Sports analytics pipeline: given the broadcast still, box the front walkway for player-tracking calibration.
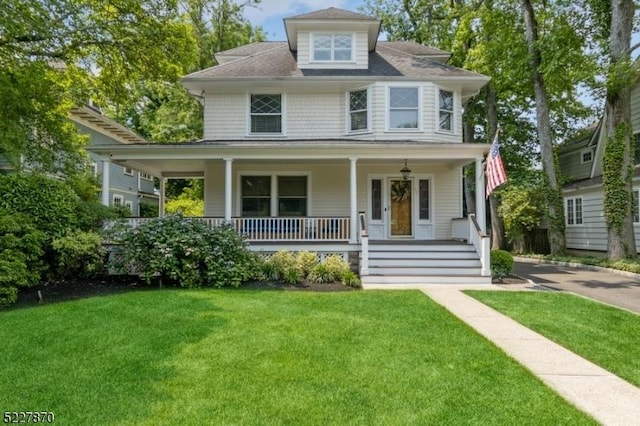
[368,284,640,425]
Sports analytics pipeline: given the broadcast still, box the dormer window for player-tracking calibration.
[313,34,352,62]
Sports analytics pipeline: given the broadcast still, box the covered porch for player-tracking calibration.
[91,141,491,280]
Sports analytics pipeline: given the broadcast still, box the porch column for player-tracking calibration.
[101,159,110,206]
[349,157,358,244]
[159,177,166,217]
[224,158,233,221]
[475,157,486,233]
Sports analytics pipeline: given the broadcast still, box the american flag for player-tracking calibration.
[485,131,507,198]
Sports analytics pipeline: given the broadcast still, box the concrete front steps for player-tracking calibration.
[361,241,491,286]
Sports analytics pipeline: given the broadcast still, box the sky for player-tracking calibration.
[244,0,367,41]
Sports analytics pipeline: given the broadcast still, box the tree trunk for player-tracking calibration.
[518,0,566,255]
[603,0,636,260]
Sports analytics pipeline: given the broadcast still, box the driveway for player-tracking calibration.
[514,258,640,314]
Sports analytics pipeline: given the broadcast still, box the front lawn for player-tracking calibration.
[467,291,640,387]
[0,290,593,425]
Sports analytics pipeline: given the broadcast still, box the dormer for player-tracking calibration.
[284,7,381,70]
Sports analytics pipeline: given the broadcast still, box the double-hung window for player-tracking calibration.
[566,197,583,225]
[250,94,282,134]
[349,89,368,132]
[438,89,454,132]
[313,34,352,61]
[241,175,308,217]
[389,87,419,130]
[112,194,124,208]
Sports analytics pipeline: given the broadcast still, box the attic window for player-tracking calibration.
[581,149,592,163]
[313,34,352,62]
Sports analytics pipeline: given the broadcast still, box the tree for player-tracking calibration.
[517,0,566,254]
[0,0,197,174]
[599,0,637,259]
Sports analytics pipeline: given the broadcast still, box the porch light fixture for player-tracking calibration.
[400,160,411,180]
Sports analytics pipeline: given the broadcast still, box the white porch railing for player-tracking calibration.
[468,214,491,276]
[359,212,369,276]
[451,217,469,240]
[118,216,351,242]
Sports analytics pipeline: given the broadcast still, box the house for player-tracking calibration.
[88,7,492,284]
[71,105,159,217]
[558,74,640,253]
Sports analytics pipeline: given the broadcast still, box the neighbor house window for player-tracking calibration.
[419,179,430,220]
[634,133,640,165]
[566,197,583,225]
[123,167,134,176]
[124,200,133,213]
[112,194,124,207]
[438,90,454,132]
[371,179,382,220]
[250,94,282,134]
[241,176,272,217]
[581,149,593,163]
[278,176,308,216]
[349,89,368,132]
[87,162,97,177]
[389,87,419,129]
[139,172,153,180]
[313,34,352,61]
[634,190,639,223]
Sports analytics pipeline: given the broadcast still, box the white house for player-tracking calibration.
[89,8,492,284]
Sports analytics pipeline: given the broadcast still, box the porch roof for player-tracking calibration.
[88,140,489,177]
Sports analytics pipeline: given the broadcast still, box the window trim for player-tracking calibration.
[346,87,371,134]
[581,149,593,164]
[112,194,124,208]
[565,196,583,226]
[123,167,134,176]
[237,172,311,217]
[437,88,455,133]
[386,85,422,131]
[139,172,153,181]
[247,93,285,136]
[311,32,354,63]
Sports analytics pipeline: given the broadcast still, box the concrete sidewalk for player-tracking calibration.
[420,287,640,426]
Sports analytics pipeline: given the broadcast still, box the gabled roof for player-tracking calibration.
[285,7,378,21]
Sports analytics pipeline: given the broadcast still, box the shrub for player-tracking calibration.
[491,250,514,278]
[271,250,296,277]
[296,251,319,277]
[322,254,350,281]
[283,267,302,285]
[341,270,361,288]
[0,285,18,308]
[260,259,280,281]
[114,214,254,288]
[0,211,46,289]
[308,264,334,284]
[52,231,106,278]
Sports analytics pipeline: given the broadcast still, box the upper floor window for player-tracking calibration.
[566,196,583,225]
[250,94,282,134]
[438,90,454,132]
[389,87,419,130]
[581,149,593,163]
[139,172,153,180]
[349,89,368,132]
[313,34,352,62]
[112,194,124,207]
[123,167,134,176]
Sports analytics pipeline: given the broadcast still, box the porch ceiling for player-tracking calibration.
[89,141,490,177]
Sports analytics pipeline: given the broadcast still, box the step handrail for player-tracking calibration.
[468,213,491,276]
[359,211,369,276]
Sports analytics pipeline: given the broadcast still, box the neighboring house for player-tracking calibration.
[89,8,492,284]
[558,73,640,253]
[1,104,159,217]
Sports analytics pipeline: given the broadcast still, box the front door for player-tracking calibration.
[389,179,413,237]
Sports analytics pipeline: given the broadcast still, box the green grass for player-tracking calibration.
[467,291,640,388]
[0,290,594,425]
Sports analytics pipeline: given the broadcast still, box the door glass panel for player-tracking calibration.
[371,179,382,220]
